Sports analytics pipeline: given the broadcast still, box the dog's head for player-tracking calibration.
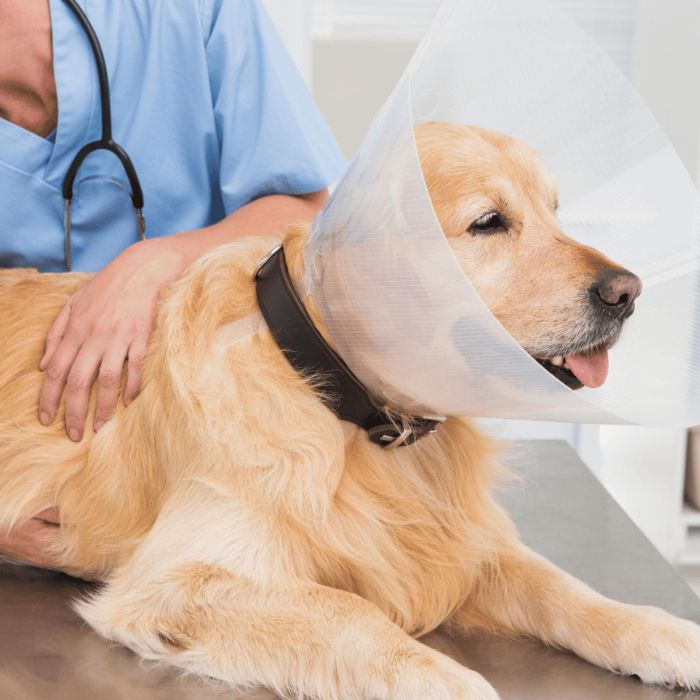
[415,121,641,390]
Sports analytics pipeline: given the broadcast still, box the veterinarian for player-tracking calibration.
[0,0,345,571]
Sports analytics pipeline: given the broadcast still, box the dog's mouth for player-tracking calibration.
[534,345,610,391]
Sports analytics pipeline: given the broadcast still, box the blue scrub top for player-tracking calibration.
[0,0,347,272]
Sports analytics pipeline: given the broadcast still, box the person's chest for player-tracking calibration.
[0,0,224,273]
[0,0,58,137]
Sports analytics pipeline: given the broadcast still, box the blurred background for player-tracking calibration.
[261,0,700,590]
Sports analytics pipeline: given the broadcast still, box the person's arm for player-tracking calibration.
[160,189,326,263]
[0,509,76,576]
[37,189,327,442]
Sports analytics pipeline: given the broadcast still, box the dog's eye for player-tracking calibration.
[469,211,507,234]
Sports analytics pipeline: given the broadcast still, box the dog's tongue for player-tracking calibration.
[565,348,609,388]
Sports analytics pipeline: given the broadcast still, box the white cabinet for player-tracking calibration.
[595,427,688,562]
[262,0,313,83]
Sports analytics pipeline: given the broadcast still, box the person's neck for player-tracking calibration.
[0,0,57,137]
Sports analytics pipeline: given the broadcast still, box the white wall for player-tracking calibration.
[311,1,700,175]
[262,0,313,83]
[312,39,415,158]
[632,0,700,179]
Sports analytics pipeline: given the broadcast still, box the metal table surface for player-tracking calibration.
[1,439,699,699]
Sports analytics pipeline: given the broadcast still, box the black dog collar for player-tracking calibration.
[254,245,444,448]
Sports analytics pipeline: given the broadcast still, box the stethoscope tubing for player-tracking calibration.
[60,0,145,270]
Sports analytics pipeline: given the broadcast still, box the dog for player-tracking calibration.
[0,122,697,699]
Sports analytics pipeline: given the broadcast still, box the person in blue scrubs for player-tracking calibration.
[0,0,346,571]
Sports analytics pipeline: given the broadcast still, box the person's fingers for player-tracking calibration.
[62,343,104,441]
[39,296,74,371]
[0,518,62,570]
[38,330,85,427]
[93,347,128,432]
[123,334,147,406]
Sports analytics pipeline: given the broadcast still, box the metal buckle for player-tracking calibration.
[376,413,446,449]
[255,243,283,278]
[422,414,447,432]
[381,416,414,449]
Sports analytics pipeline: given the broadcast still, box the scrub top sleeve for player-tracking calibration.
[203,0,347,215]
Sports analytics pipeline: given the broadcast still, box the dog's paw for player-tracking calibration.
[363,642,499,699]
[592,605,700,690]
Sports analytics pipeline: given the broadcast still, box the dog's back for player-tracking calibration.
[0,238,505,622]
[0,268,88,423]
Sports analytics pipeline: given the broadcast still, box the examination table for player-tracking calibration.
[1,440,699,699]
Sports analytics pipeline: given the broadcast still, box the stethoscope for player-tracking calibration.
[61,0,145,271]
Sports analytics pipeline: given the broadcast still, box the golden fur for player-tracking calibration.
[1,123,699,698]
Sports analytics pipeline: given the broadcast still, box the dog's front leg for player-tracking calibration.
[454,544,700,689]
[79,562,499,700]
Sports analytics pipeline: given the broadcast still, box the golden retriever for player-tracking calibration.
[0,122,697,699]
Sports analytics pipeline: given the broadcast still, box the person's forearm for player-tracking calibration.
[164,191,328,266]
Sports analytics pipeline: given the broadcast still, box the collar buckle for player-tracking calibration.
[368,414,446,449]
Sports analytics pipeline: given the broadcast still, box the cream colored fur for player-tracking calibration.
[1,124,699,698]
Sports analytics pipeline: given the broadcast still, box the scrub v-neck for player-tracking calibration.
[0,0,96,186]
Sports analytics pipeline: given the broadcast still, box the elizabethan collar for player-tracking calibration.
[296,0,700,427]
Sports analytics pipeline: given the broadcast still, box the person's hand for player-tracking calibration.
[38,237,191,440]
[0,509,63,570]
[37,192,328,441]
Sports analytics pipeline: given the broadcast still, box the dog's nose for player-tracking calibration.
[592,269,642,318]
